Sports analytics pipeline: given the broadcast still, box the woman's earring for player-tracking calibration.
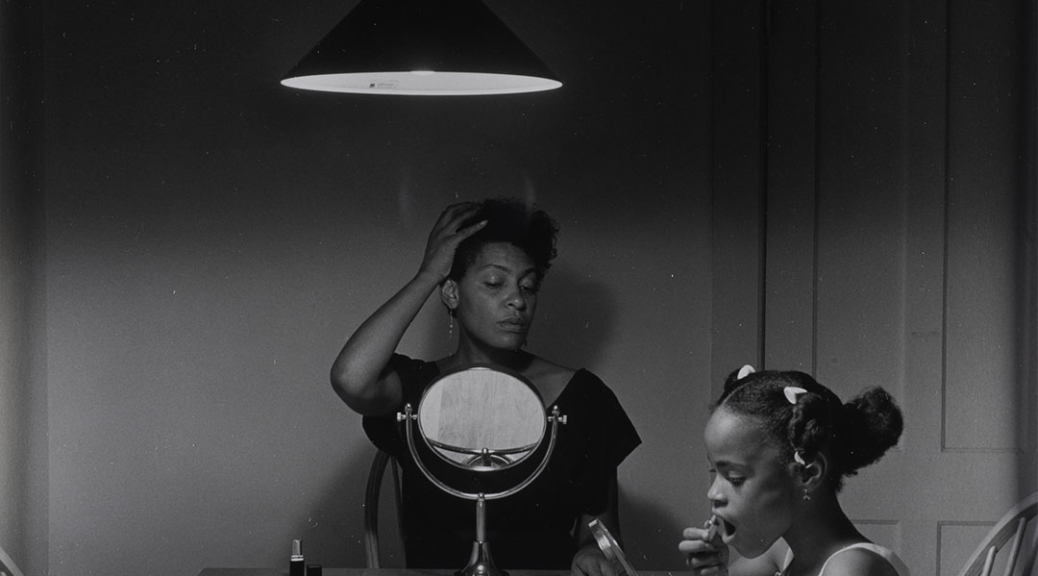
[803,489,812,502]
[448,310,454,340]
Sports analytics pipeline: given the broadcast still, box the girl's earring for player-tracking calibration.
[802,489,811,502]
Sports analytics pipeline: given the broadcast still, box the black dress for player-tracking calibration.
[363,353,642,570]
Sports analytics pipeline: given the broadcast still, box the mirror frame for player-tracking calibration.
[415,363,547,472]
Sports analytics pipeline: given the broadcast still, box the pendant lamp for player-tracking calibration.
[281,0,563,96]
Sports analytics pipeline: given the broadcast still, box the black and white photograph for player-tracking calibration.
[0,1,1035,576]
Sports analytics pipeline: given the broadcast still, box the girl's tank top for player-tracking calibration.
[780,543,911,576]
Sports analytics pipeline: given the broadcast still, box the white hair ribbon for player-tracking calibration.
[783,386,807,404]
[737,365,756,380]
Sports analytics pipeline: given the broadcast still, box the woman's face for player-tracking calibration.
[704,407,798,558]
[453,242,540,352]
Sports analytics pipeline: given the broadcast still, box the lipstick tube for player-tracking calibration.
[290,539,305,576]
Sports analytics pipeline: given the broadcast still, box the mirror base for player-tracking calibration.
[456,541,507,576]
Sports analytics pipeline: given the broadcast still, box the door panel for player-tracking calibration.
[712,1,1037,575]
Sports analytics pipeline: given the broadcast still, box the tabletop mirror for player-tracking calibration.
[398,364,567,576]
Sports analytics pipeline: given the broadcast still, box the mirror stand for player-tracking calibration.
[458,495,503,576]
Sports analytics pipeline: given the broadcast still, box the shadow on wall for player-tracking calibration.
[620,489,686,570]
[523,263,617,371]
[291,446,373,569]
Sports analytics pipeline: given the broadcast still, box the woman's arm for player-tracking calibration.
[330,270,443,415]
[330,202,486,415]
[571,471,622,576]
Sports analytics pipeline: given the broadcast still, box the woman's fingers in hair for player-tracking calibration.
[437,202,482,232]
[456,218,488,237]
[420,203,481,279]
[435,202,469,221]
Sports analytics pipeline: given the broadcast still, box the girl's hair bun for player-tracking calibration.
[840,387,904,477]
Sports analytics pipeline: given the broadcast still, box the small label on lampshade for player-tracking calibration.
[368,80,400,90]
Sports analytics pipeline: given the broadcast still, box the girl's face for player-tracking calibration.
[704,407,799,558]
[453,242,540,352]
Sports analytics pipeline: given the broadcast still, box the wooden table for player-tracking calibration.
[198,569,681,576]
[198,571,441,576]
[198,570,566,576]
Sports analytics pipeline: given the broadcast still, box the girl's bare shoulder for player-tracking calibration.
[822,547,900,576]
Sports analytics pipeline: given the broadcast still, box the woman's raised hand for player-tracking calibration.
[679,520,729,576]
[418,202,488,282]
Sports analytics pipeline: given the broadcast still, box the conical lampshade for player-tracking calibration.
[281,0,563,96]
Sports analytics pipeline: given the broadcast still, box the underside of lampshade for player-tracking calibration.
[281,0,562,96]
[281,71,561,96]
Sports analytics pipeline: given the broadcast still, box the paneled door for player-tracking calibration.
[711,1,1037,575]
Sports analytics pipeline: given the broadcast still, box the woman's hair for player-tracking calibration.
[715,368,903,492]
[448,198,559,281]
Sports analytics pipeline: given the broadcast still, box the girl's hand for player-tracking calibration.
[679,522,729,576]
[418,202,487,281]
[571,544,616,576]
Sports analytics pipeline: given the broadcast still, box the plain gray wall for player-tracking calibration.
[0,0,46,571]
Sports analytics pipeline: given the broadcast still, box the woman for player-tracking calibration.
[331,199,641,576]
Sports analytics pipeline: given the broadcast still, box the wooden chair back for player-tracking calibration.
[956,492,1038,576]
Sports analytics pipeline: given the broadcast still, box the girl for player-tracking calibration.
[679,365,909,576]
[331,199,640,576]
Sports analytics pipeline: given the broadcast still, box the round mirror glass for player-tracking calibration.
[417,365,546,471]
